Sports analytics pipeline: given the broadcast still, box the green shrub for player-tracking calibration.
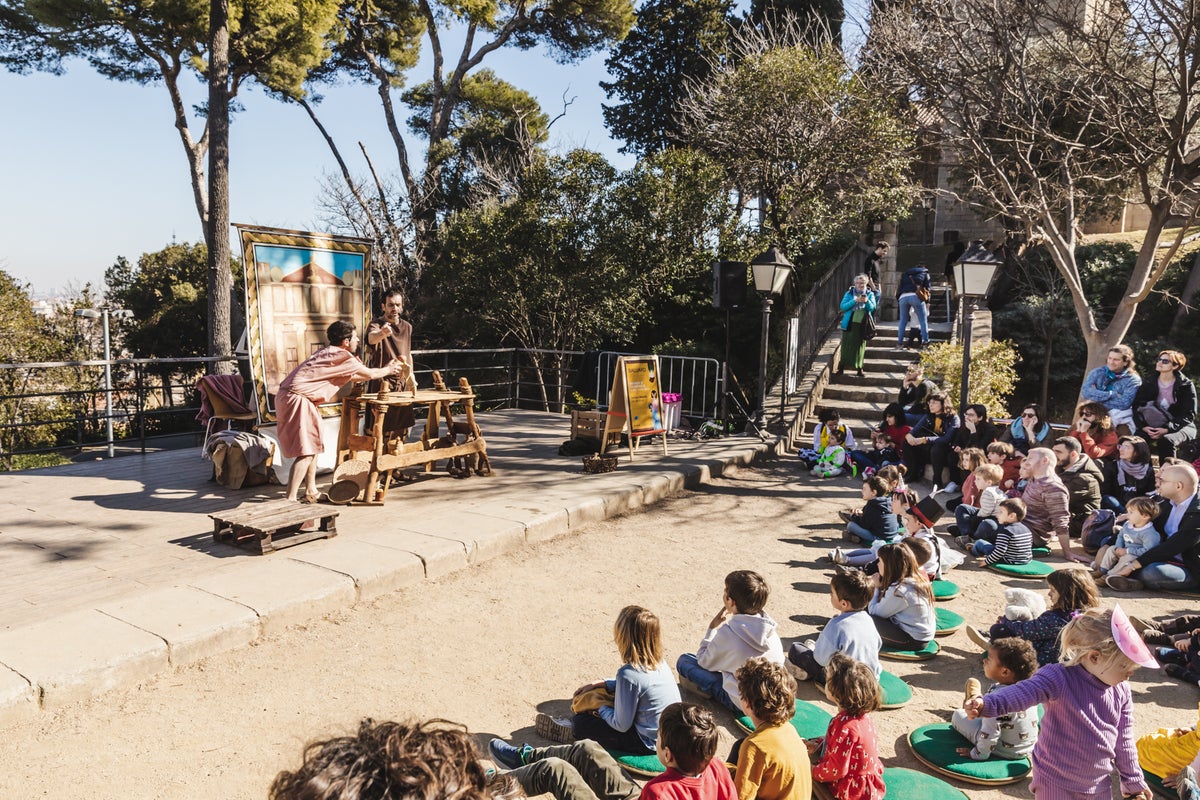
[919,339,1020,418]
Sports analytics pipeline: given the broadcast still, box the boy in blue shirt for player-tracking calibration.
[785,570,882,683]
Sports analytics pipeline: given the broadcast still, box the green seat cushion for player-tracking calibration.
[1142,769,1175,798]
[882,767,970,798]
[934,607,965,636]
[880,639,940,661]
[907,724,1031,786]
[932,579,959,601]
[610,751,666,776]
[878,670,913,709]
[736,699,832,740]
[1031,546,1051,557]
[987,560,1054,577]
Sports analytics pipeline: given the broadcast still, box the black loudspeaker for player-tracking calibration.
[713,261,747,309]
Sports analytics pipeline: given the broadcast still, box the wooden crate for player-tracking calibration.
[570,410,606,441]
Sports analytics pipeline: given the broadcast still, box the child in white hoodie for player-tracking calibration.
[676,570,785,714]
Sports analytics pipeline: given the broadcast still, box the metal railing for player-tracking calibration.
[593,351,723,419]
[0,347,725,465]
[783,243,872,398]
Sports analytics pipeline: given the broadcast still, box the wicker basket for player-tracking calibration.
[582,454,619,474]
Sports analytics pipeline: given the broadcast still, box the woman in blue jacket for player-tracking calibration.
[838,273,877,378]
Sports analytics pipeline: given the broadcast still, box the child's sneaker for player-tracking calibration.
[830,547,848,565]
[953,535,973,551]
[534,713,574,744]
[837,509,855,524]
[489,740,534,770]
[967,626,991,651]
[842,529,862,544]
[963,677,982,702]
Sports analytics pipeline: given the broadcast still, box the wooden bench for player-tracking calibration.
[209,500,338,554]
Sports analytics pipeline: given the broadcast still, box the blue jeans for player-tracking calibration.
[675,653,738,712]
[897,294,929,345]
[1101,495,1126,513]
[1140,562,1200,592]
[955,505,984,537]
[847,519,898,545]
[971,540,995,557]
[973,517,1000,543]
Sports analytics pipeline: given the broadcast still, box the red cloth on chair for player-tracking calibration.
[196,374,252,424]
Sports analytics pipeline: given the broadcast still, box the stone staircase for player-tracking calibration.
[803,319,954,448]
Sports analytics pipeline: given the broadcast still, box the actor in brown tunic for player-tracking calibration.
[366,287,415,432]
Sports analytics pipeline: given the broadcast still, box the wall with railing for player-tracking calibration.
[0,347,724,465]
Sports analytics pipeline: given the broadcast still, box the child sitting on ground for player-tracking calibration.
[677,570,785,714]
[848,431,901,477]
[1091,496,1161,579]
[951,463,1006,538]
[960,498,1033,566]
[730,658,812,800]
[868,544,936,649]
[640,703,737,800]
[946,448,987,510]
[536,605,681,750]
[963,608,1155,799]
[786,571,882,684]
[986,441,1023,493]
[953,637,1040,761]
[973,568,1101,666]
[809,653,886,800]
[811,429,850,478]
[800,409,856,469]
[1137,706,1200,800]
[838,476,899,545]
[900,535,939,582]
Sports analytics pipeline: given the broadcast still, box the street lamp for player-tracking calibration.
[952,241,1003,411]
[75,307,134,458]
[750,246,794,428]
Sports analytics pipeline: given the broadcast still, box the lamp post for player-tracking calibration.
[951,241,1003,412]
[75,307,133,458]
[750,246,794,428]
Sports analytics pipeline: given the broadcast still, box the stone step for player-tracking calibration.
[832,370,908,386]
[813,397,889,419]
[823,384,894,403]
[862,355,923,371]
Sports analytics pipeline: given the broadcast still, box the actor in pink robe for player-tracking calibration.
[276,321,403,501]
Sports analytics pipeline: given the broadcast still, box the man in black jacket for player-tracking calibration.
[1107,463,1200,591]
[1052,437,1104,539]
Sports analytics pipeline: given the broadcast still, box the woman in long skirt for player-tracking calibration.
[838,274,877,377]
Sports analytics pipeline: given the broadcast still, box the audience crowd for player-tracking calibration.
[265,332,1200,800]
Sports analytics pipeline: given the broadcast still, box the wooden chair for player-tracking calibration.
[198,374,257,454]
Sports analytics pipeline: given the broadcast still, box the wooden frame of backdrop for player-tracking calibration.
[601,355,669,462]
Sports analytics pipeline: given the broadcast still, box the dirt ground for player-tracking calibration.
[3,458,1197,799]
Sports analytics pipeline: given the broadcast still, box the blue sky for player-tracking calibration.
[0,43,628,296]
[0,2,869,297]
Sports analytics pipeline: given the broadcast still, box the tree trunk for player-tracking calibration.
[1170,251,1200,338]
[205,0,234,375]
[1040,334,1052,412]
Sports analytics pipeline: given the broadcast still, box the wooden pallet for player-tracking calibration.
[209,500,338,554]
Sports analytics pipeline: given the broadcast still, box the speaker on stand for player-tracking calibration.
[713,261,747,425]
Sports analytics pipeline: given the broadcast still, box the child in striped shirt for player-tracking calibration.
[969,497,1033,566]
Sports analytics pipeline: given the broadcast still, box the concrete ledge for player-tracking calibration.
[353,529,470,580]
[97,586,262,667]
[392,511,529,566]
[0,609,168,709]
[286,540,426,602]
[188,560,357,635]
[0,664,35,727]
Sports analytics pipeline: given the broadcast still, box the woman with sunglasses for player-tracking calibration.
[1132,350,1197,459]
[1000,404,1053,456]
[1069,401,1119,461]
